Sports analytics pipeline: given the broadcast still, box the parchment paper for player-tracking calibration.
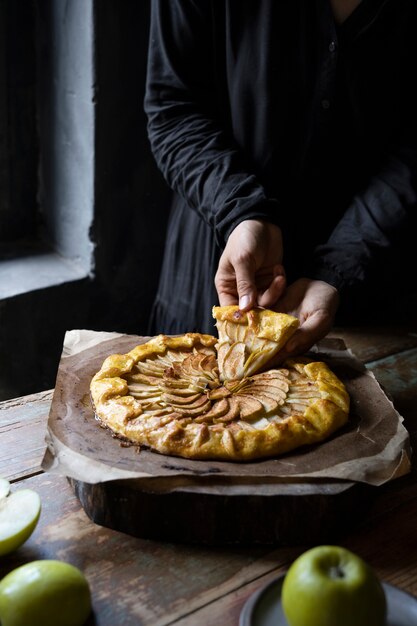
[41,329,411,487]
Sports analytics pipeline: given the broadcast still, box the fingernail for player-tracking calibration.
[239,295,251,310]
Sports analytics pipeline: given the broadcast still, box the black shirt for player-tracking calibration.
[144,0,417,334]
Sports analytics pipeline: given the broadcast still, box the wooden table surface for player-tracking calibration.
[1,324,417,625]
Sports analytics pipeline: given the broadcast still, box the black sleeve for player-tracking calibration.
[144,0,279,248]
[310,123,417,292]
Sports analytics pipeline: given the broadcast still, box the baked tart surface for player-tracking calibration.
[90,307,349,461]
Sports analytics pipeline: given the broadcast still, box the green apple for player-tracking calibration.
[0,560,91,626]
[0,478,10,499]
[281,545,386,626]
[0,487,41,556]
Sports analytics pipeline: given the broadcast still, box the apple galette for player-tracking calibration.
[90,306,349,461]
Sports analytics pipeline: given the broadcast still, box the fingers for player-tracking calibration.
[282,309,334,357]
[215,256,257,309]
[215,220,285,311]
[217,290,239,306]
[234,258,258,311]
[257,265,286,308]
[272,293,294,315]
[216,262,286,310]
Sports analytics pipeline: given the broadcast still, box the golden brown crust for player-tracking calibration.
[212,305,299,342]
[90,322,350,461]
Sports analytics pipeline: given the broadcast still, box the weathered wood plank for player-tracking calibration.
[0,390,51,481]
[355,347,417,519]
[330,326,417,363]
[170,567,283,626]
[347,495,417,594]
[172,496,417,625]
[5,473,417,626]
[368,347,417,440]
[0,474,298,626]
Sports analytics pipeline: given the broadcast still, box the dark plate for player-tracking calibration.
[240,574,417,626]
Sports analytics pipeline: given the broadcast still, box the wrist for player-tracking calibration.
[221,199,282,245]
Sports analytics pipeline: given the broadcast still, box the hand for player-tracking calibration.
[275,278,340,356]
[215,220,286,310]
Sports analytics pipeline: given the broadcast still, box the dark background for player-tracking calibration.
[0,0,171,399]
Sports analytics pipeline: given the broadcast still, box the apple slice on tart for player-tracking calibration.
[90,307,349,461]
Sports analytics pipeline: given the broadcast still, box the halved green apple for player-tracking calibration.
[0,485,41,556]
[0,478,10,500]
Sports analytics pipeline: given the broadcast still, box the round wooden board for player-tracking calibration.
[70,477,375,545]
[47,331,392,544]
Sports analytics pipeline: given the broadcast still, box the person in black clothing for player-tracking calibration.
[144,0,417,355]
